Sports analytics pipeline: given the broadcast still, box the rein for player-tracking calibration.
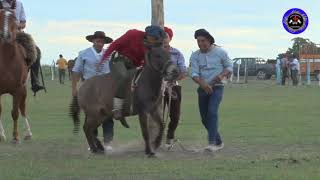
[162,81,174,126]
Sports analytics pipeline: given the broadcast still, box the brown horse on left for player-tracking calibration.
[0,9,32,143]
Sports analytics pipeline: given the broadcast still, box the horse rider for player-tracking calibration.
[163,26,187,146]
[0,0,45,94]
[99,25,167,121]
[72,31,115,151]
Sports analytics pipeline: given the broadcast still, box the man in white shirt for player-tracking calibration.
[289,55,300,86]
[72,31,115,151]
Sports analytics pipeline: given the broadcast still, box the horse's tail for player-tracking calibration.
[69,96,81,134]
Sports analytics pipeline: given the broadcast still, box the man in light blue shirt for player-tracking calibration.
[72,31,114,151]
[190,29,232,152]
[72,46,110,80]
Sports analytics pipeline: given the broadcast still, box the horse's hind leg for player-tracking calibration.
[0,100,7,142]
[83,116,104,154]
[93,118,104,152]
[93,116,105,152]
[11,94,21,144]
[19,87,32,140]
[94,136,104,152]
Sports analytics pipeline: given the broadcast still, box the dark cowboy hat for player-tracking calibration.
[86,31,113,44]
[194,29,215,44]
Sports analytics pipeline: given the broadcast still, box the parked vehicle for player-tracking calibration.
[232,57,275,80]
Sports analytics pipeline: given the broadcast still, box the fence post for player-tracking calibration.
[276,59,281,85]
[51,60,55,81]
[244,59,248,84]
[237,63,240,83]
[307,59,311,85]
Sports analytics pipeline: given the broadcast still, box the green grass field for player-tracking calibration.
[0,76,320,180]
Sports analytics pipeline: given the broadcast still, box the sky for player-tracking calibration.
[23,0,320,65]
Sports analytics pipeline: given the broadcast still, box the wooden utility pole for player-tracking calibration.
[151,0,164,27]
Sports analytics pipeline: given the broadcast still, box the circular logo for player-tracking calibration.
[283,8,308,34]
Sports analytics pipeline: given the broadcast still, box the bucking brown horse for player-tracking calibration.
[70,47,179,156]
[0,8,32,143]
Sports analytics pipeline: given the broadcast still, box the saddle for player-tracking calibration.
[16,32,38,66]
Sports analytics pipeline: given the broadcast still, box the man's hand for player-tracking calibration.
[176,72,187,81]
[192,76,213,95]
[18,22,26,31]
[213,74,224,83]
[200,81,213,95]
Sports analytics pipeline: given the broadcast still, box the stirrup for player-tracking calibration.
[31,85,44,96]
[112,109,123,120]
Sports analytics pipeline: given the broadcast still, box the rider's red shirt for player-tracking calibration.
[101,29,147,66]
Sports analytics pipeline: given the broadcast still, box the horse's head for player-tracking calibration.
[0,9,17,43]
[146,47,179,81]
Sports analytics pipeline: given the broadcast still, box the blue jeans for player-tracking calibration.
[93,117,114,144]
[197,86,224,145]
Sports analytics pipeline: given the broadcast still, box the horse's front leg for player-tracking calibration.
[149,106,165,150]
[11,95,20,144]
[0,103,6,142]
[138,112,153,156]
[19,86,32,140]
[0,118,6,142]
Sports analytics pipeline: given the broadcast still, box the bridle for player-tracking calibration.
[0,1,17,41]
[145,48,174,78]
[0,10,13,40]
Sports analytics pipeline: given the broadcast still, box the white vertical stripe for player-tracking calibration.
[0,118,6,141]
[22,116,32,137]
[3,11,11,39]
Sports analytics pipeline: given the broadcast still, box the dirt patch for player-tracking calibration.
[79,139,320,161]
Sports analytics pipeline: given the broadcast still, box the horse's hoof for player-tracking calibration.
[147,153,157,158]
[24,135,32,141]
[91,148,105,155]
[92,150,105,155]
[11,139,20,144]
